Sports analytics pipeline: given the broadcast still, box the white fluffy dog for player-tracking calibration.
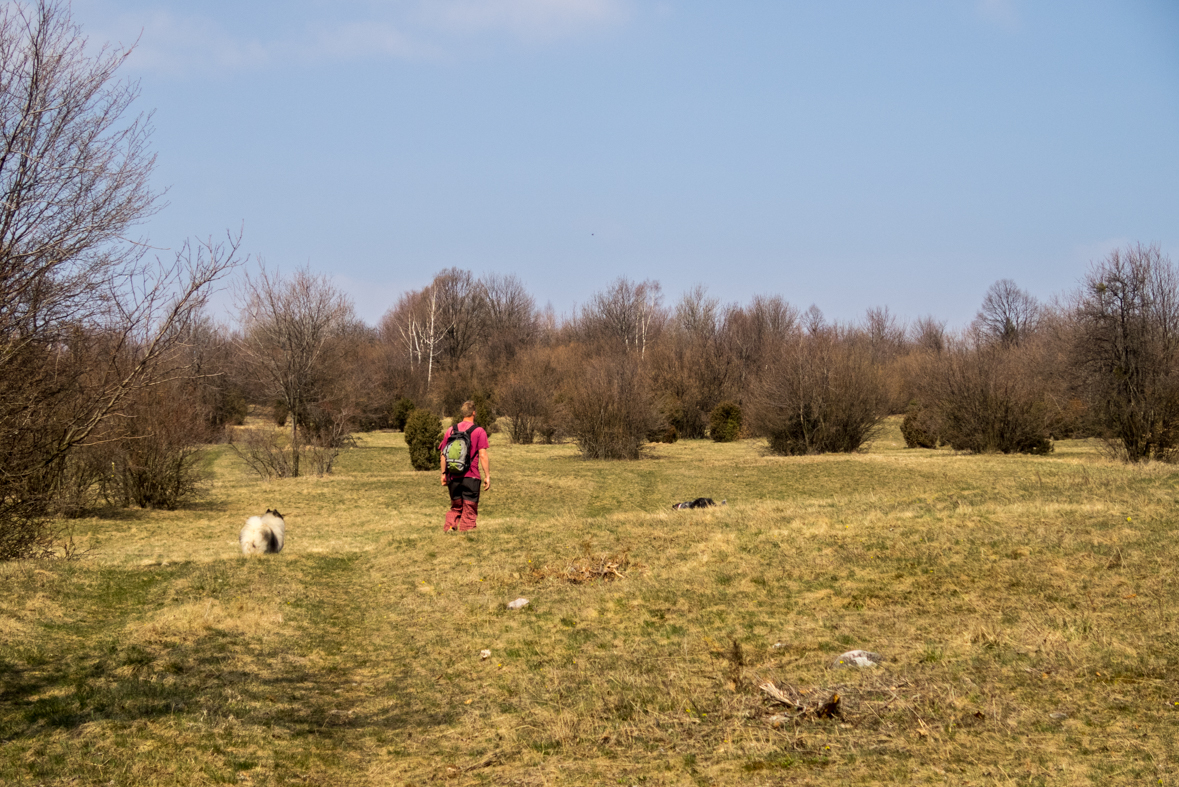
[240,508,285,555]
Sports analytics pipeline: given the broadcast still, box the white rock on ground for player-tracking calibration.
[507,598,529,610]
[833,649,885,668]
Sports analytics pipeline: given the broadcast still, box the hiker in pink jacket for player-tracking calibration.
[439,400,490,533]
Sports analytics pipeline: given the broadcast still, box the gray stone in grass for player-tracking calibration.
[833,649,885,668]
[507,598,529,610]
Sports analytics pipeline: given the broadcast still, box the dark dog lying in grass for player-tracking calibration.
[672,498,726,510]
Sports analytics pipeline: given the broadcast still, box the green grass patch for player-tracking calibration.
[1,419,1178,784]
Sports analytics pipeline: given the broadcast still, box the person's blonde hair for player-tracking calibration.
[460,400,476,418]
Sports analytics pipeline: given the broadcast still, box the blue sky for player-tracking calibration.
[73,0,1179,328]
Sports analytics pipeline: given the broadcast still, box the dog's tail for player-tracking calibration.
[261,511,285,553]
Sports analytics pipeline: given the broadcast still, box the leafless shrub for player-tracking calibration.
[230,428,295,481]
[91,318,258,510]
[916,337,1054,455]
[304,441,348,477]
[753,328,890,455]
[233,390,357,480]
[498,381,544,444]
[51,447,108,517]
[99,379,213,509]
[498,347,563,444]
[564,354,659,460]
[36,322,230,515]
[300,404,357,476]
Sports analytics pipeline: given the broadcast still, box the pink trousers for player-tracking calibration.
[444,476,481,532]
[444,497,478,532]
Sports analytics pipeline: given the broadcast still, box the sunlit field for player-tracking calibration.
[2,419,1177,786]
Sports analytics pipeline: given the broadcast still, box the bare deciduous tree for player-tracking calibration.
[565,354,659,460]
[720,295,798,396]
[498,346,561,444]
[382,285,450,392]
[481,272,536,370]
[863,306,907,363]
[910,315,947,354]
[674,284,721,341]
[974,279,1041,347]
[0,1,240,558]
[579,277,664,357]
[0,0,158,337]
[650,286,738,438]
[380,268,487,394]
[434,268,487,367]
[236,265,353,477]
[1071,244,1179,461]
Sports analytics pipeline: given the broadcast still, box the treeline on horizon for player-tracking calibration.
[75,243,1179,491]
[220,244,1177,464]
[13,241,1179,554]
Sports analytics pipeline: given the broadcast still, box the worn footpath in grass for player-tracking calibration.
[2,419,1179,785]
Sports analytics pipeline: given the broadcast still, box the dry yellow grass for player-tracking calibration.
[1,419,1178,785]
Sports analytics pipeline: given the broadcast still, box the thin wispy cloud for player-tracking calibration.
[423,0,628,41]
[94,10,274,73]
[86,0,629,76]
[976,0,1020,30]
[309,21,432,62]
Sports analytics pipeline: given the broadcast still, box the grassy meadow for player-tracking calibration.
[2,419,1178,785]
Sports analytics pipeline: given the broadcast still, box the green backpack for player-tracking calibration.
[442,424,475,477]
